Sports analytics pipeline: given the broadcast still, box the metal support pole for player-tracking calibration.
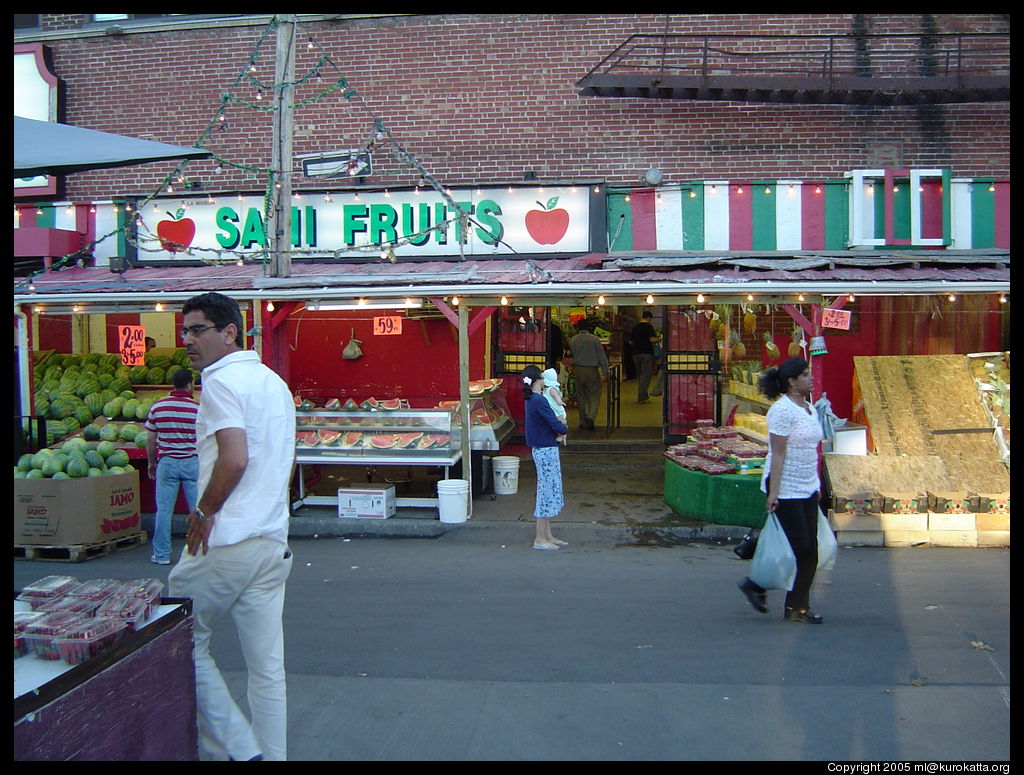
[269,15,296,277]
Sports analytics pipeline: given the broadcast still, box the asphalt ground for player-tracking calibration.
[14,516,1011,762]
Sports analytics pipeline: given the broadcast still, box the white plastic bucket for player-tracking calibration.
[437,479,470,523]
[491,456,520,495]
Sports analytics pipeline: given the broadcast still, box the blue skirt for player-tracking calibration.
[531,445,564,518]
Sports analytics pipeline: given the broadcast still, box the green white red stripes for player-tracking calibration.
[609,177,1007,252]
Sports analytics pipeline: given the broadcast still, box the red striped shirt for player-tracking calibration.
[144,390,198,460]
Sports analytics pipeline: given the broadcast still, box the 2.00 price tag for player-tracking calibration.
[119,325,147,366]
[373,316,402,336]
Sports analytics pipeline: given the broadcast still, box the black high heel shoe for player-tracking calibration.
[784,607,823,624]
[737,578,768,613]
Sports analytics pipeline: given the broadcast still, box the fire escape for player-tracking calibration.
[576,33,1010,105]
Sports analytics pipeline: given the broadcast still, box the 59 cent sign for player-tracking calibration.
[139,186,593,261]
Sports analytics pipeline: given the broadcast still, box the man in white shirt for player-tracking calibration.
[168,292,296,761]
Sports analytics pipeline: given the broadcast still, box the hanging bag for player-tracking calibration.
[816,507,838,570]
[342,328,363,360]
[733,524,759,560]
[748,512,797,591]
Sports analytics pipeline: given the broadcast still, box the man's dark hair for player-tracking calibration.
[641,311,654,320]
[182,292,244,347]
[171,368,194,390]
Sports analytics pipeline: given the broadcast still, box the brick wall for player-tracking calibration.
[30,13,1009,201]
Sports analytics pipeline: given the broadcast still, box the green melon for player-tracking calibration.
[85,450,107,470]
[84,393,105,415]
[129,364,148,384]
[103,398,125,419]
[73,406,94,427]
[119,423,141,442]
[106,449,130,468]
[121,399,140,420]
[135,400,151,421]
[96,440,117,458]
[107,465,126,476]
[65,457,90,478]
[51,471,71,479]
[83,423,103,441]
[134,430,149,447]
[108,377,131,394]
[40,457,64,477]
[62,437,88,454]
[88,467,104,477]
[26,468,45,479]
[17,454,34,472]
[99,423,121,442]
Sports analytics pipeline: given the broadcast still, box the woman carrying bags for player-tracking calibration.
[738,357,826,623]
[522,364,569,550]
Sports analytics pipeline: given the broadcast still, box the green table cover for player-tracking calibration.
[663,459,767,528]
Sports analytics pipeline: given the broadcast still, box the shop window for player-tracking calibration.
[847,169,951,248]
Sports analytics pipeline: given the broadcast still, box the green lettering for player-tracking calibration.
[343,204,369,245]
[239,208,267,249]
[370,204,398,245]
[215,207,241,249]
[401,203,431,246]
[304,206,317,247]
[475,200,503,245]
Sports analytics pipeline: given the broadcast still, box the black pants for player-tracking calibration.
[750,492,820,610]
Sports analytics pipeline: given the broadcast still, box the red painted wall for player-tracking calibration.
[283,308,493,405]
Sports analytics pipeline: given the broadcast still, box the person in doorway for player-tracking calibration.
[738,358,825,624]
[629,310,661,404]
[144,368,199,565]
[616,311,637,380]
[568,320,609,430]
[541,367,568,444]
[145,336,157,351]
[523,364,569,550]
[168,292,296,761]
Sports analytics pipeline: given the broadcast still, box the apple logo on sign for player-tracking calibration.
[157,208,196,253]
[525,197,569,245]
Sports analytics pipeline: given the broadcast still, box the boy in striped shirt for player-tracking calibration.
[145,368,199,565]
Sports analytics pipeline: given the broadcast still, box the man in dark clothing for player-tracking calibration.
[629,311,660,404]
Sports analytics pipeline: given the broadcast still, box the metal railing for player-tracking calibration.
[578,32,1010,90]
[605,363,621,437]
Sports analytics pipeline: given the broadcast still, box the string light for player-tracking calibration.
[267,301,275,312]
[645,294,654,304]
[999,294,1007,303]
[500,296,509,305]
[696,293,705,304]
[598,295,606,305]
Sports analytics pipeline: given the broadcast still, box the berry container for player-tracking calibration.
[123,579,164,616]
[66,578,124,604]
[35,595,104,616]
[53,617,128,666]
[95,595,151,633]
[16,575,81,610]
[14,611,46,658]
[22,611,91,660]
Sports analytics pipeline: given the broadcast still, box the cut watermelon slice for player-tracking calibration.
[367,434,399,449]
[377,398,402,410]
[317,430,342,445]
[296,431,320,447]
[395,432,423,448]
[342,398,360,411]
[324,398,341,411]
[340,431,363,448]
[416,436,436,449]
[360,397,380,410]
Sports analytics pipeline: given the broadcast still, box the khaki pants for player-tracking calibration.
[573,365,602,427]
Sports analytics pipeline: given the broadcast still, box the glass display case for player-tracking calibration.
[439,391,513,451]
[294,406,459,465]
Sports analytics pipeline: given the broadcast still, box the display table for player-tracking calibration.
[14,599,197,761]
[663,458,767,528]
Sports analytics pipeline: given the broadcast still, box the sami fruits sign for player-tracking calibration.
[141,186,591,260]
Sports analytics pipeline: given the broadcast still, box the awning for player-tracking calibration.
[13,116,211,177]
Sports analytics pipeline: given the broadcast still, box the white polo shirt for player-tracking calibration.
[195,350,296,548]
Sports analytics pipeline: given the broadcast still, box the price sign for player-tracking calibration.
[821,308,852,330]
[119,325,147,366]
[373,316,403,336]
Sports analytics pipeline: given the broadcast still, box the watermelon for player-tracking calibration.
[26,468,45,479]
[299,399,314,412]
[317,430,342,446]
[88,467,104,477]
[377,398,402,410]
[395,432,423,448]
[146,367,166,385]
[85,450,107,470]
[52,471,71,479]
[293,395,303,407]
[66,457,91,478]
[296,431,320,447]
[96,440,117,458]
[324,398,341,411]
[340,432,362,448]
[367,434,399,449]
[119,423,141,442]
[106,449,130,468]
[129,364,148,384]
[17,453,34,472]
[103,398,125,419]
[135,400,152,421]
[121,398,140,419]
[84,392,105,415]
[100,423,121,442]
[342,398,360,411]
[62,437,88,454]
[360,397,380,410]
[134,431,150,447]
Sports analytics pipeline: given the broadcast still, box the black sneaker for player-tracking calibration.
[737,578,768,613]
[784,607,823,624]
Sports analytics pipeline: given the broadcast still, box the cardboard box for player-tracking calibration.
[337,485,396,519]
[14,470,142,546]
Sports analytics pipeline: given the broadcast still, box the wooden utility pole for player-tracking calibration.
[458,300,473,507]
[269,15,296,277]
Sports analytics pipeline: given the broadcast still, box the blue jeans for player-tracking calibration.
[153,455,198,562]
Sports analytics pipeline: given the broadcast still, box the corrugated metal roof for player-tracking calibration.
[13,250,1010,301]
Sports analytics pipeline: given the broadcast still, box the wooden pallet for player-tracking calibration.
[15,531,148,563]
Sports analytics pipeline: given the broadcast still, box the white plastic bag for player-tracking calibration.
[816,508,838,570]
[749,512,797,591]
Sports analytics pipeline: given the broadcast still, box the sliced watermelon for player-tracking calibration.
[367,434,399,449]
[436,400,459,409]
[360,397,380,410]
[324,398,341,411]
[342,398,360,411]
[340,431,363,448]
[395,432,424,448]
[317,430,342,445]
[293,395,303,407]
[377,398,402,410]
[427,433,450,447]
[296,431,320,447]
[416,436,436,449]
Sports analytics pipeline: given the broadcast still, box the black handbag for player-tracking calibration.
[733,527,759,560]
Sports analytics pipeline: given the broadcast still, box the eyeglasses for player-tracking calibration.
[179,324,222,339]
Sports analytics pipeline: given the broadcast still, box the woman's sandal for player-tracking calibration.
[533,542,559,550]
[549,538,568,546]
[784,607,823,624]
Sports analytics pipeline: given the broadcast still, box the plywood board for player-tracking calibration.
[852,355,1009,493]
[824,453,953,495]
